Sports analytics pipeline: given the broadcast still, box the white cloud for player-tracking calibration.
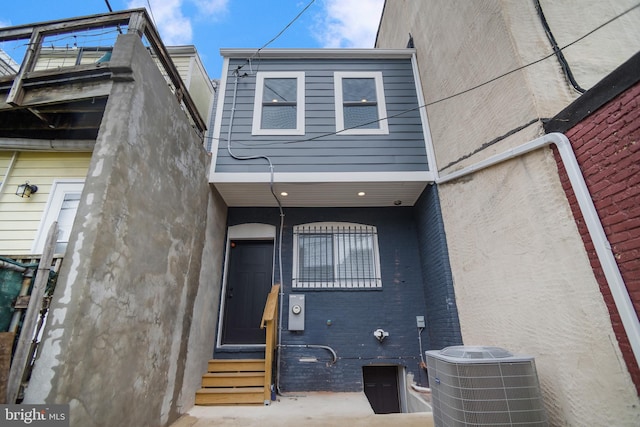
[127,0,228,45]
[313,0,384,48]
[0,19,11,28]
[193,0,228,15]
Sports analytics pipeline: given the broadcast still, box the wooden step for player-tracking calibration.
[202,372,266,388]
[195,387,264,405]
[196,359,268,406]
[207,359,265,373]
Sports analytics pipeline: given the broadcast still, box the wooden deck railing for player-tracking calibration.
[260,284,280,404]
[0,8,206,136]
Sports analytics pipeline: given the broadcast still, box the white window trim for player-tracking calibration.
[32,179,84,254]
[334,71,389,135]
[292,222,382,290]
[252,71,305,136]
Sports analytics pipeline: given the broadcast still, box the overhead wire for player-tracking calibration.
[206,1,640,148]
[145,0,159,31]
[236,0,316,73]
[533,0,586,94]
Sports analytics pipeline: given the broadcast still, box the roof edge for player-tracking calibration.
[219,48,416,59]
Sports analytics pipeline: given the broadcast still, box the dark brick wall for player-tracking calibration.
[414,184,463,349]
[552,80,640,393]
[226,206,432,391]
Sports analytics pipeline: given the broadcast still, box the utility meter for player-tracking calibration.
[288,294,305,331]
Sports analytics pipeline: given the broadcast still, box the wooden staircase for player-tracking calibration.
[195,284,280,406]
[195,359,267,405]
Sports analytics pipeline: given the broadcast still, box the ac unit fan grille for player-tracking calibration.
[426,350,548,426]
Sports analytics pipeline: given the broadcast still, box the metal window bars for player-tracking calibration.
[293,223,382,289]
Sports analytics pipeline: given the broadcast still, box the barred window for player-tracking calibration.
[293,223,382,289]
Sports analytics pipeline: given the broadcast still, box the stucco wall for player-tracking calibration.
[376,0,640,172]
[438,149,640,425]
[376,0,544,172]
[178,187,227,411]
[376,1,640,425]
[24,34,225,427]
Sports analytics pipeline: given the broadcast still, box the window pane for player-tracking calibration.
[262,78,297,103]
[56,193,81,253]
[261,78,297,129]
[293,223,381,289]
[343,78,376,103]
[336,234,375,281]
[342,78,379,129]
[344,105,379,129]
[262,105,297,129]
[299,235,333,281]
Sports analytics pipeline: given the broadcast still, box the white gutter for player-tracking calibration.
[437,132,640,368]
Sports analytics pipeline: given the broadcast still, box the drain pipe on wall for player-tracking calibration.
[436,132,640,368]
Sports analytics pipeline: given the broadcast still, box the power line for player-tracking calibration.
[208,1,640,147]
[424,1,640,108]
[145,0,159,31]
[257,0,315,53]
[237,0,316,72]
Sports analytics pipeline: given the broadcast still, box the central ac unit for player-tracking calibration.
[426,346,548,426]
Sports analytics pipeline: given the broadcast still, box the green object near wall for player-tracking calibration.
[0,268,24,332]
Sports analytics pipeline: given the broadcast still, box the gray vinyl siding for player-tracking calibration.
[215,57,429,173]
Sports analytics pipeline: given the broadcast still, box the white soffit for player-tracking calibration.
[213,178,432,207]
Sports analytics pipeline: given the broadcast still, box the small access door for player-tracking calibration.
[221,239,274,345]
[363,365,401,414]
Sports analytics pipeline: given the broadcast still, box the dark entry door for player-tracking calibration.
[221,240,274,345]
[363,365,401,414]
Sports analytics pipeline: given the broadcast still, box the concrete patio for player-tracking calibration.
[170,392,434,427]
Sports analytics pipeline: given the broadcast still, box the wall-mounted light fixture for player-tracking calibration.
[15,182,38,198]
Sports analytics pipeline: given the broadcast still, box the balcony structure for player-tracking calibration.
[0,9,207,144]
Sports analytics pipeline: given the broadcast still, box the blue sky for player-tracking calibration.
[0,0,384,78]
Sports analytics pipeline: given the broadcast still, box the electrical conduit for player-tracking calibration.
[225,69,287,394]
[436,132,640,368]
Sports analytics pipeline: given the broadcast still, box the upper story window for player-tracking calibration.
[334,71,388,135]
[252,71,305,135]
[292,222,382,290]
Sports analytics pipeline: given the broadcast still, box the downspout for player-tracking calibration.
[437,132,640,368]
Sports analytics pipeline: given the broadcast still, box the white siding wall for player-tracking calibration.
[153,52,214,121]
[0,152,91,254]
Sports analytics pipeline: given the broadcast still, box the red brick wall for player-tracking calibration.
[553,80,640,394]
